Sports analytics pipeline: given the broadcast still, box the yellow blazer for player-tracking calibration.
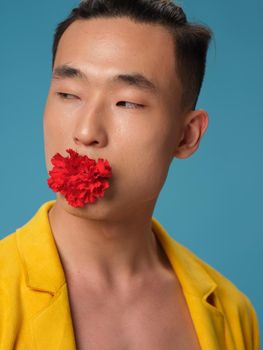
[0,200,260,349]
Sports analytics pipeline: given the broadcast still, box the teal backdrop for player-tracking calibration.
[1,0,262,339]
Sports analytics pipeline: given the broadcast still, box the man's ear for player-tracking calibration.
[174,109,209,159]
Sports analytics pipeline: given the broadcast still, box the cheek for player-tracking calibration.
[116,119,175,198]
[43,100,72,171]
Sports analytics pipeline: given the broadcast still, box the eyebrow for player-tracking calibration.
[52,64,159,95]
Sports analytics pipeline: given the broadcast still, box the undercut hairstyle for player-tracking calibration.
[52,0,212,111]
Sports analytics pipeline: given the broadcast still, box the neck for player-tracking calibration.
[48,200,169,290]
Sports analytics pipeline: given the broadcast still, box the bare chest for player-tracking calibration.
[66,278,201,350]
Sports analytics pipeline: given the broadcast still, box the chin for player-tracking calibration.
[57,194,121,222]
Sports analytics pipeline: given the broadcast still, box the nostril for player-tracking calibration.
[73,128,108,147]
[91,140,99,145]
[74,136,100,146]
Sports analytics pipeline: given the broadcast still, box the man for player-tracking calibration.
[0,0,260,349]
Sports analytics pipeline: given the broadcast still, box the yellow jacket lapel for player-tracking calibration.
[152,217,226,350]
[31,284,76,350]
[17,200,77,349]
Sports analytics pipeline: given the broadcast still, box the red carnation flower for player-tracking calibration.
[47,148,112,208]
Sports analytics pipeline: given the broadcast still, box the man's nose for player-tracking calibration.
[72,105,108,148]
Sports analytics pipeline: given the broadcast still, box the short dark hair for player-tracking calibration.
[52,0,212,110]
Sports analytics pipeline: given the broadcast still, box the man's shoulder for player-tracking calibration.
[0,231,18,266]
[0,200,55,277]
[154,218,255,310]
[176,240,253,304]
[1,226,20,244]
[172,239,259,334]
[0,231,22,283]
[0,230,19,259]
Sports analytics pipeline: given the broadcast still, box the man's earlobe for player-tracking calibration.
[174,109,209,159]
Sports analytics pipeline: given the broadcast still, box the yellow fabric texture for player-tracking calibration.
[0,200,260,349]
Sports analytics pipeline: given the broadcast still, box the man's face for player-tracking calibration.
[43,17,185,220]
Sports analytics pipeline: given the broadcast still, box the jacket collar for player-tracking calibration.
[16,200,226,350]
[151,218,226,349]
[16,200,66,295]
[16,200,217,298]
[151,217,217,299]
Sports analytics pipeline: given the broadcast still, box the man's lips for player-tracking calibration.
[47,148,112,208]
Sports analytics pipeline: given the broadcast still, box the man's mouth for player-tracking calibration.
[47,148,112,208]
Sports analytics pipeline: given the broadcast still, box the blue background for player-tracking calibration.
[1,0,262,338]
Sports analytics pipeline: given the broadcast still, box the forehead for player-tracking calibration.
[54,17,181,97]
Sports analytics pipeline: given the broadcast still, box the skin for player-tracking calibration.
[43,17,208,292]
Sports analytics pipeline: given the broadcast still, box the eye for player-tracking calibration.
[56,92,79,100]
[116,101,144,109]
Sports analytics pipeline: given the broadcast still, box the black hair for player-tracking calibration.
[52,0,212,110]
